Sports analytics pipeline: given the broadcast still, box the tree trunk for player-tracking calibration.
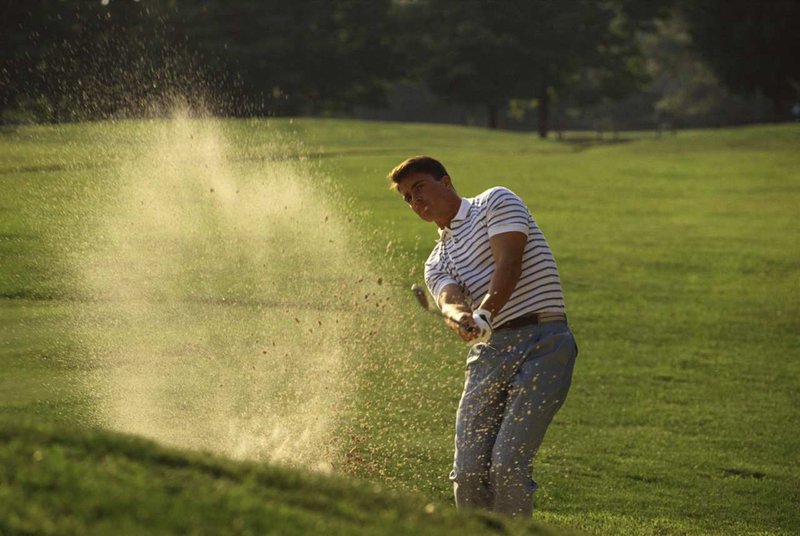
[537,85,549,138]
[773,90,783,122]
[488,104,499,129]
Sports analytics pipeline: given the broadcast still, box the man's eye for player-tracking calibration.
[404,194,411,203]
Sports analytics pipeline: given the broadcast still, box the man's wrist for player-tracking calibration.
[442,303,472,316]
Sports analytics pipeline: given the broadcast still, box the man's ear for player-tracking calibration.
[442,175,453,189]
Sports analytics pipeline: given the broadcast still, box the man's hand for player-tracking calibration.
[471,309,493,344]
[441,303,480,343]
[438,284,495,344]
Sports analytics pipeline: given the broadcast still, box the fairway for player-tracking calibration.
[1,118,798,534]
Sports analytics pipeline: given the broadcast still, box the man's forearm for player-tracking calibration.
[476,231,527,321]
[477,258,522,318]
[438,284,472,318]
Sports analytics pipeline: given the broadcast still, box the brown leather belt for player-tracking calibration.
[494,312,567,331]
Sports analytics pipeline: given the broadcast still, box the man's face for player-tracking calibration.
[396,172,454,223]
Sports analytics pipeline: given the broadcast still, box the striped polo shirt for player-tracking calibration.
[424,187,565,328]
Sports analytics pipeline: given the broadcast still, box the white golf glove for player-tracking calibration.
[471,308,493,344]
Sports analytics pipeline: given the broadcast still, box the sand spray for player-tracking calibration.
[63,111,394,469]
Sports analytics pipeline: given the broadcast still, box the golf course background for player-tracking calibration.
[1,118,798,534]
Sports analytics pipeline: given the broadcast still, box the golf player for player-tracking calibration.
[389,156,578,518]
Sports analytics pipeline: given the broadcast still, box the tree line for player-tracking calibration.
[1,0,798,136]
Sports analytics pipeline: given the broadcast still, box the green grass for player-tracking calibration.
[1,118,799,534]
[2,416,554,535]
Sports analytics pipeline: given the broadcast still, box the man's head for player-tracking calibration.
[388,156,461,228]
[388,156,450,188]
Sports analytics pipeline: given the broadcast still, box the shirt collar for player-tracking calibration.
[437,198,471,241]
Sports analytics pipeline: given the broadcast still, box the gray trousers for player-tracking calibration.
[449,321,577,518]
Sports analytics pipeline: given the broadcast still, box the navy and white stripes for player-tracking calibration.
[424,187,565,328]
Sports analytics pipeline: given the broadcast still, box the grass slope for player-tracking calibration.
[0,416,555,535]
[1,119,799,535]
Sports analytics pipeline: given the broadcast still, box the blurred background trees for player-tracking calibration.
[1,0,798,133]
[401,0,664,137]
[680,0,800,119]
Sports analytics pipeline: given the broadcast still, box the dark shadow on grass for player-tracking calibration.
[723,468,766,479]
[0,290,61,301]
[0,162,108,176]
[228,147,422,163]
[624,473,664,484]
[0,233,40,241]
[0,291,352,312]
[554,136,638,152]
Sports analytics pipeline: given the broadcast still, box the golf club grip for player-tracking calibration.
[446,315,476,333]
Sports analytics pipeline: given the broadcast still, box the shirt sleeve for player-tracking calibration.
[485,187,531,237]
[424,246,458,308]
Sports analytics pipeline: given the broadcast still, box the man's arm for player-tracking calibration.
[436,231,526,341]
[437,284,480,342]
[476,231,527,318]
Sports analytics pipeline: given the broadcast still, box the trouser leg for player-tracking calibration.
[490,327,577,517]
[450,344,515,511]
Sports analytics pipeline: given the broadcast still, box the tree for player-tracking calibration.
[680,0,800,118]
[1,0,399,121]
[0,0,198,121]
[172,0,399,116]
[407,0,665,136]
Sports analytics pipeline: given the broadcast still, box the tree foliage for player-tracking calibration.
[680,0,800,115]
[403,0,670,136]
[0,0,192,121]
[1,0,796,128]
[178,0,398,115]
[0,0,397,121]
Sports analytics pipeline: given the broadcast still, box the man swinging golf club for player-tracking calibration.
[389,156,578,518]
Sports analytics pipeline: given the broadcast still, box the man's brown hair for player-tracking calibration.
[387,156,449,190]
